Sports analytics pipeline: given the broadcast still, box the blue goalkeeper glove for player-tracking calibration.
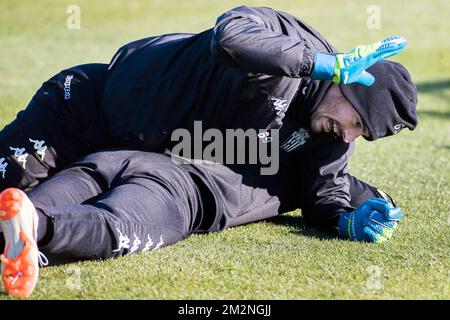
[312,36,408,86]
[338,198,403,243]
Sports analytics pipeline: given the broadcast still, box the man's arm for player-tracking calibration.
[299,138,403,243]
[347,175,397,209]
[210,6,317,77]
[211,6,408,86]
[299,137,354,235]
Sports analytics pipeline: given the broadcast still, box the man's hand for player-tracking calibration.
[312,36,408,86]
[338,198,404,243]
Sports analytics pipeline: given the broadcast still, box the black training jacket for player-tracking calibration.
[102,6,358,232]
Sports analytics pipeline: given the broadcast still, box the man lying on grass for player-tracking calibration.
[0,6,417,298]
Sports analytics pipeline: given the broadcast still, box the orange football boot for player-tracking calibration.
[0,188,46,298]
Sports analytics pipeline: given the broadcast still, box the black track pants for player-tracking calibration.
[29,151,201,264]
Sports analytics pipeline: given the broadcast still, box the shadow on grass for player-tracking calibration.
[416,79,450,110]
[266,214,335,241]
[417,110,450,120]
[414,79,450,121]
[416,79,450,93]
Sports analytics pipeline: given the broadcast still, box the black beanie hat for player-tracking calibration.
[339,60,418,141]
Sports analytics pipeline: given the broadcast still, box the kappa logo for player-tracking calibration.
[9,146,28,169]
[113,228,130,252]
[270,97,288,115]
[141,234,164,252]
[129,233,142,254]
[113,229,164,254]
[280,128,311,152]
[142,235,154,252]
[0,157,8,179]
[63,75,74,100]
[153,235,164,251]
[29,138,47,161]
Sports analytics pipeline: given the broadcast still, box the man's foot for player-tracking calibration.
[0,188,40,298]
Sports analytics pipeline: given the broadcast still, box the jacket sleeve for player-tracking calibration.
[299,139,400,235]
[299,138,355,234]
[210,6,315,77]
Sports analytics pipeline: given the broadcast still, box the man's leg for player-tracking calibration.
[28,151,200,263]
[0,63,109,191]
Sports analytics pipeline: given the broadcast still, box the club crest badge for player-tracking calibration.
[280,128,310,152]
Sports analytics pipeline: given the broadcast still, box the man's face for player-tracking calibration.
[310,84,368,143]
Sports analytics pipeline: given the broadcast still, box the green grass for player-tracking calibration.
[0,0,449,299]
